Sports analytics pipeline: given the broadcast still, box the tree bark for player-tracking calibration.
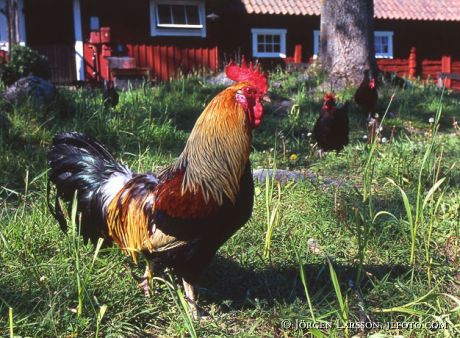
[319,0,378,87]
[6,0,20,52]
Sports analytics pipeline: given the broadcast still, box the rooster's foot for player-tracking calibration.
[136,261,154,297]
[138,278,151,297]
[182,279,210,320]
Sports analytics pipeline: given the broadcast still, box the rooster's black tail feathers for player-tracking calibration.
[47,132,132,244]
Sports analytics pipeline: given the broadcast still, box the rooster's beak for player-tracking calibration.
[262,94,271,103]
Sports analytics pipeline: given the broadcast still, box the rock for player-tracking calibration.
[206,72,234,86]
[307,238,323,255]
[252,168,347,187]
[3,76,57,106]
[271,99,293,116]
[253,169,317,184]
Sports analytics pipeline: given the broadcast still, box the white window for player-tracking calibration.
[149,0,206,37]
[251,28,286,58]
[313,30,394,59]
[374,31,393,58]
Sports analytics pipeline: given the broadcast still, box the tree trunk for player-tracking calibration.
[319,0,378,87]
[6,0,20,52]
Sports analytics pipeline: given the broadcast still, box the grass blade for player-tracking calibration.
[422,177,446,209]
[9,307,13,338]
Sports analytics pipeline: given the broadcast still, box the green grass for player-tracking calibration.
[0,72,459,337]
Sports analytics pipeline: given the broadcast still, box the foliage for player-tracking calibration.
[0,72,459,336]
[0,45,51,86]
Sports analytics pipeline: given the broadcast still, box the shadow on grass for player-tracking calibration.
[0,283,48,320]
[200,255,410,311]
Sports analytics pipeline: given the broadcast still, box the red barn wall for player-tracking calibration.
[375,20,460,60]
[80,0,219,82]
[24,0,76,84]
[216,14,460,82]
[216,13,320,67]
[23,1,460,86]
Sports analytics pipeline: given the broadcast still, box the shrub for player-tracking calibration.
[0,45,51,86]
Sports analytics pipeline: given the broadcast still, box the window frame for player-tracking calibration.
[251,28,287,58]
[149,0,206,37]
[313,30,394,59]
[312,30,320,59]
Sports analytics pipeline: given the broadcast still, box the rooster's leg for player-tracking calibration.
[182,279,199,320]
[138,261,154,297]
[317,148,324,159]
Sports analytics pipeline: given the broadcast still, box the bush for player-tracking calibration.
[0,45,51,86]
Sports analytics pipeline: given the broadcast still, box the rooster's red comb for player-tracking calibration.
[323,93,336,102]
[225,56,268,94]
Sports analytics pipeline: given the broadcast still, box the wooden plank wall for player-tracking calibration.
[82,43,219,83]
[377,58,410,77]
[33,44,77,84]
[126,44,219,81]
[450,61,460,90]
[421,60,442,80]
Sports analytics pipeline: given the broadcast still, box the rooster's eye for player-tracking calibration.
[243,87,257,96]
[235,90,247,107]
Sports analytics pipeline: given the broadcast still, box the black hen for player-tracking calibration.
[313,93,349,153]
[103,80,119,108]
[354,69,378,121]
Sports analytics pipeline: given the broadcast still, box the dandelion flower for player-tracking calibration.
[429,117,435,123]
[290,154,298,161]
[381,137,387,143]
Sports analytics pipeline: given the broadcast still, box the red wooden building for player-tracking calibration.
[4,0,460,87]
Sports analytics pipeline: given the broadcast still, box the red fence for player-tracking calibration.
[377,58,410,77]
[375,47,460,90]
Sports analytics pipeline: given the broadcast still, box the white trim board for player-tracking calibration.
[73,0,85,81]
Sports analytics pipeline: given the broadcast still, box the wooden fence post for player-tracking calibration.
[213,46,219,72]
[441,55,452,88]
[294,44,302,64]
[408,47,416,78]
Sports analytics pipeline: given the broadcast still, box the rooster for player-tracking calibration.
[354,69,378,122]
[47,58,268,318]
[313,93,349,154]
